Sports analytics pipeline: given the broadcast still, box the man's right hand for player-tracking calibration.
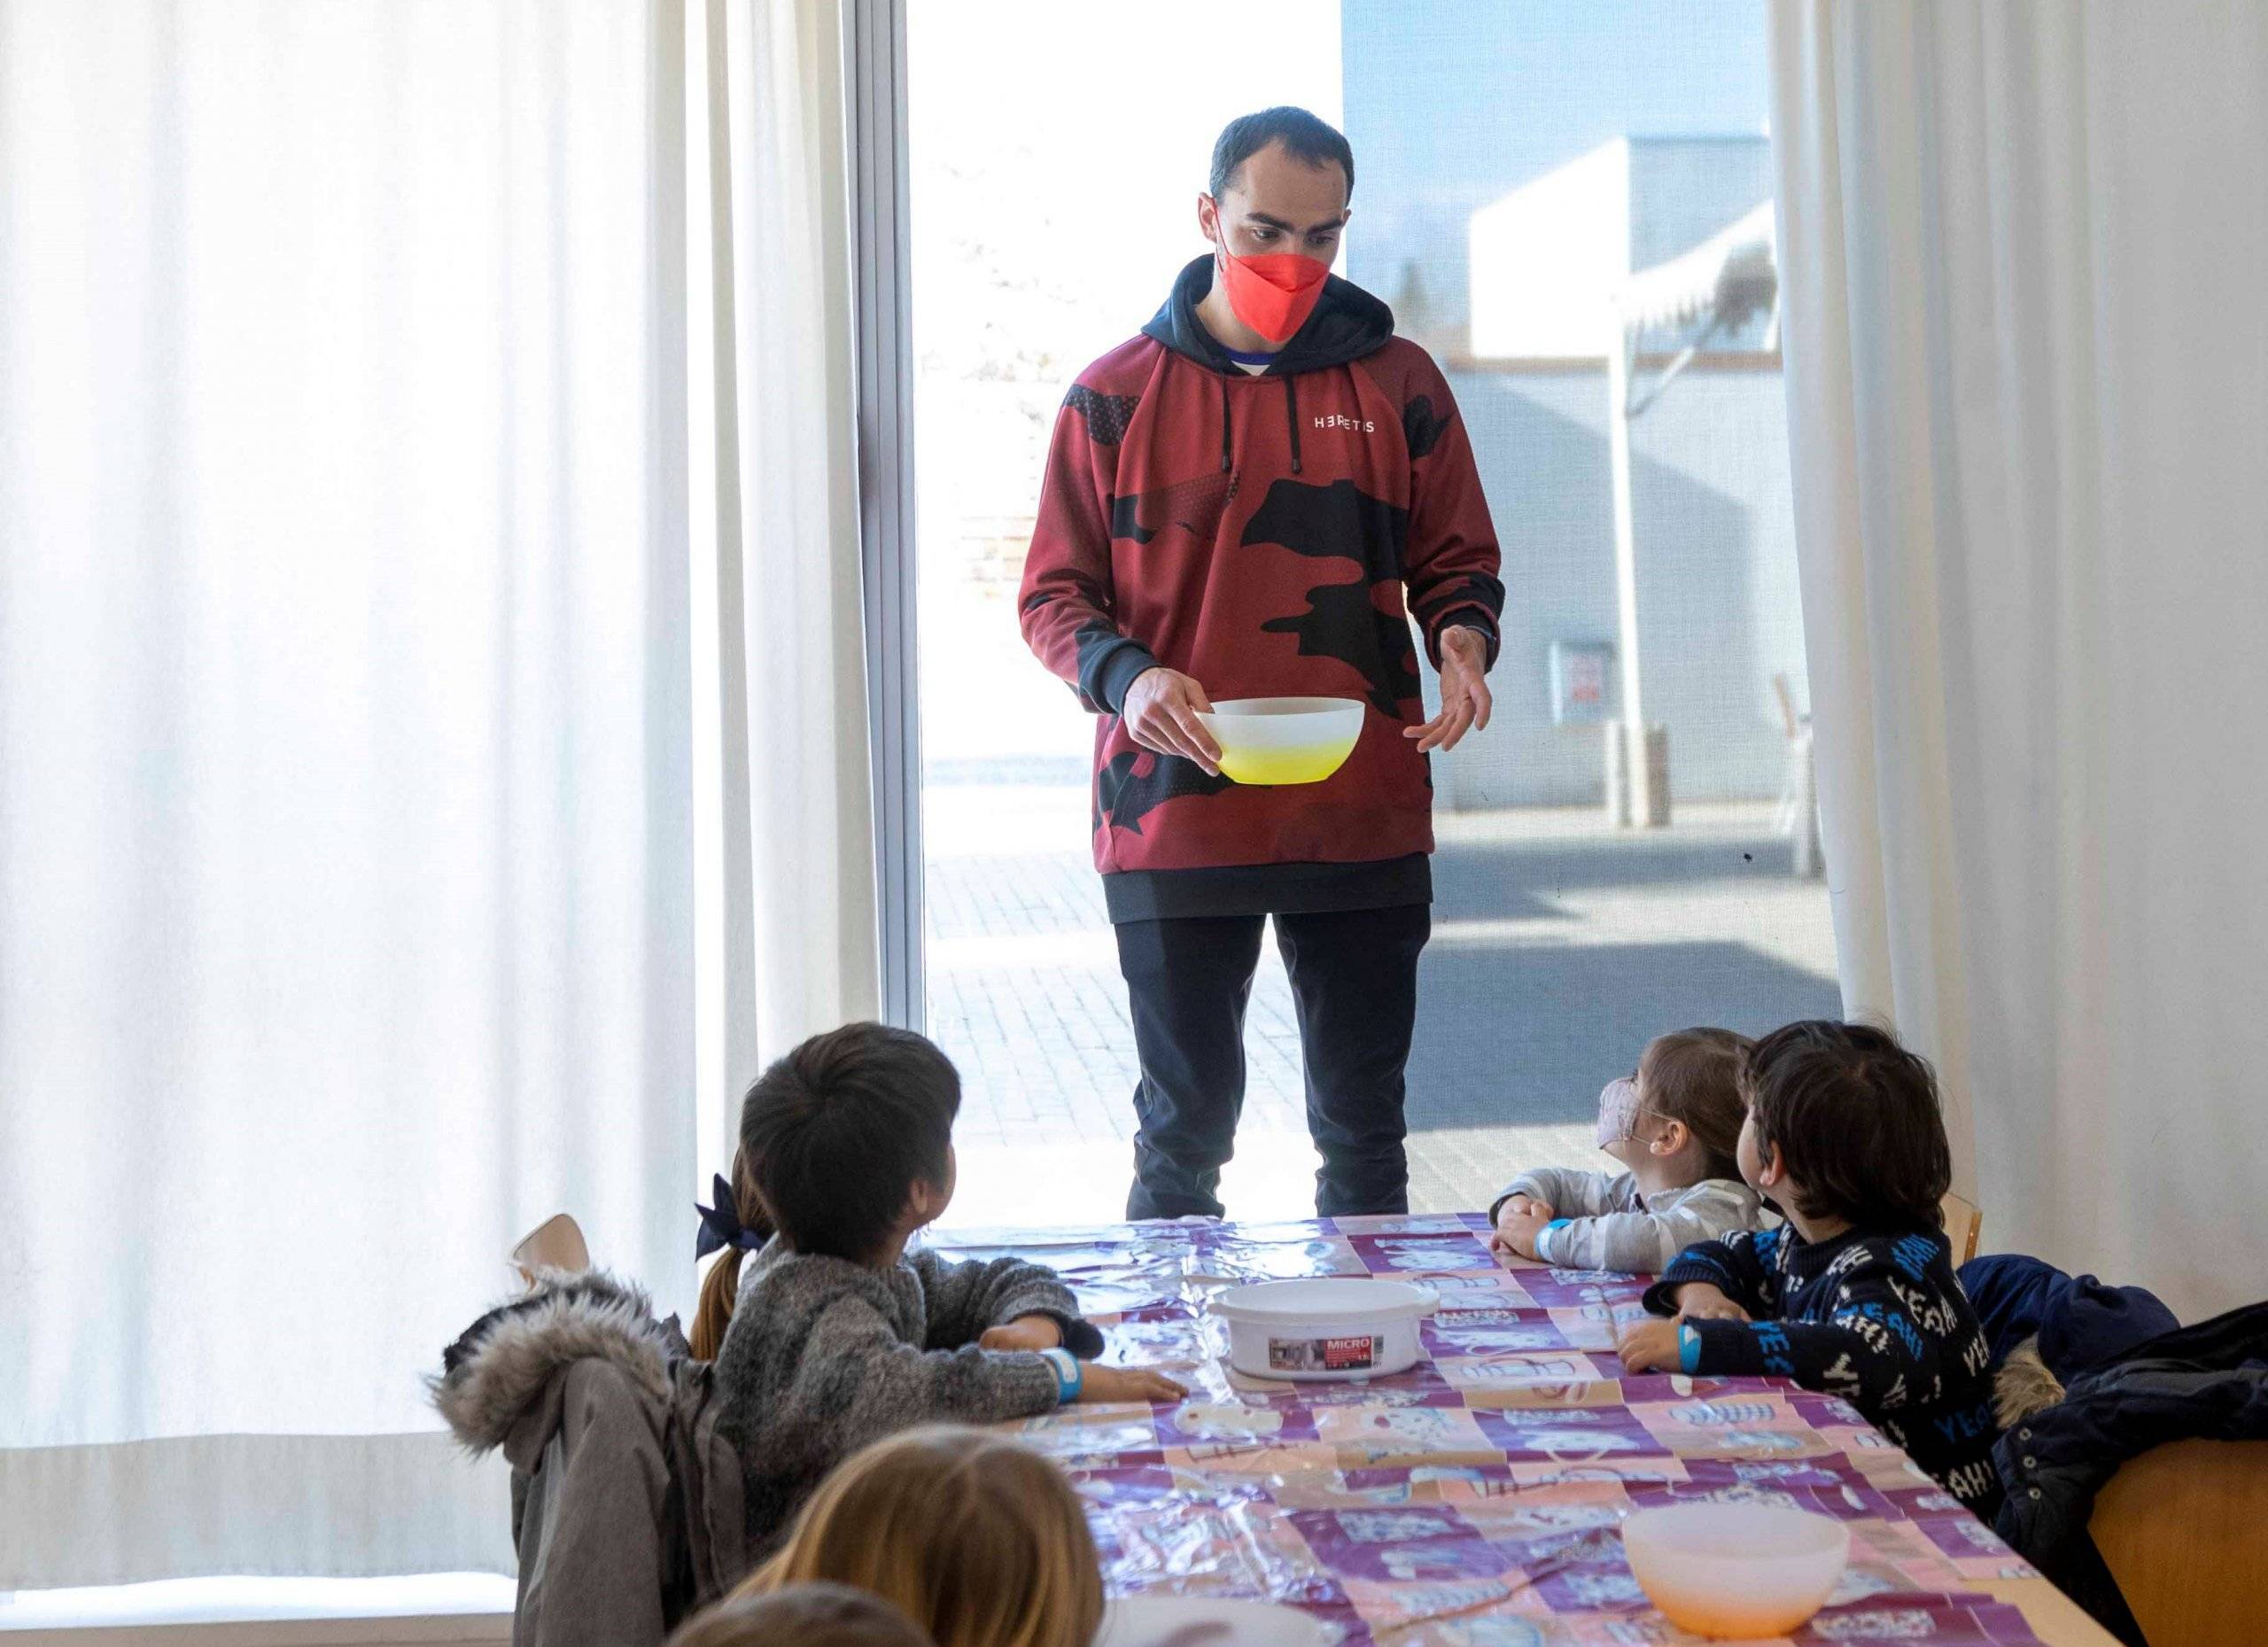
[1121,667,1222,776]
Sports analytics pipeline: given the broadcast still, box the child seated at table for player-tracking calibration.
[1617,1021,2001,1513]
[1488,1028,1764,1272]
[734,1426,1102,1647]
[709,1022,1186,1553]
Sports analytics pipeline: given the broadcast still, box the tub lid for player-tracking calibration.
[1211,1277,1438,1323]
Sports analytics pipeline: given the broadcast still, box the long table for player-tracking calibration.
[928,1212,2118,1646]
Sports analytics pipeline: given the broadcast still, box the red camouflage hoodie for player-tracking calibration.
[1020,256,1504,923]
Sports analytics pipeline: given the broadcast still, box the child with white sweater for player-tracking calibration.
[1488,1028,1765,1274]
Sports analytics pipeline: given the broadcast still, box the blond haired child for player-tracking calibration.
[737,1426,1104,1647]
[1488,1028,1764,1272]
[667,1585,932,1647]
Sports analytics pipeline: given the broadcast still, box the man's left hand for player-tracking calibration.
[979,1315,1065,1353]
[1408,625,1493,753]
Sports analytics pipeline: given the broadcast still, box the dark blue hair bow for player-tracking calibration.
[695,1173,766,1261]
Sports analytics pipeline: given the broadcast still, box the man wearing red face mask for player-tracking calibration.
[1019,106,1504,1221]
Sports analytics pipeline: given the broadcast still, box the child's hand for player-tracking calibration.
[1488,1197,1555,1263]
[1673,1282,1751,1324]
[1616,1317,1685,1373]
[979,1314,1065,1352]
[1076,1363,1188,1405]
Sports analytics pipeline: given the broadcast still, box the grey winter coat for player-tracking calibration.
[713,1237,1104,1553]
[430,1271,751,1647]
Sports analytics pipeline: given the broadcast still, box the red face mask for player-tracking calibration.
[1216,245,1331,344]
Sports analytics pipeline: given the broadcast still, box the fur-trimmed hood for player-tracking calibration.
[429,1270,685,1454]
[1992,1337,2068,1427]
[428,1269,754,1644]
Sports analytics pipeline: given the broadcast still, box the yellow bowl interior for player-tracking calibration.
[1215,740,1357,786]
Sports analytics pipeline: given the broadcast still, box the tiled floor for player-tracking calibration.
[926,777,1841,1229]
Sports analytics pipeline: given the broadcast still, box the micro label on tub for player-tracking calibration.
[1270,1333,1379,1373]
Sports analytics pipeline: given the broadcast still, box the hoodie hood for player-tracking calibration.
[1143,253,1394,377]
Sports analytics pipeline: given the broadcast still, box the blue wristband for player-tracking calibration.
[1677,1323,1702,1374]
[1039,1347,1083,1402]
[1539,1218,1573,1263]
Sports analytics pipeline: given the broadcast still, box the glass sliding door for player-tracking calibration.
[892,0,1837,1228]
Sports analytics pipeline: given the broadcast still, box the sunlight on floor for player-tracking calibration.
[942,1120,1599,1231]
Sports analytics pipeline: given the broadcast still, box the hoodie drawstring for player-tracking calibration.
[1218,365,1304,476]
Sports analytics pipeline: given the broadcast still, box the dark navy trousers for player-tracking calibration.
[1115,903,1430,1220]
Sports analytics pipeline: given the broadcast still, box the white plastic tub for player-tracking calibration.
[1211,1278,1438,1380]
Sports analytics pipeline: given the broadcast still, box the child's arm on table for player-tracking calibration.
[797,1299,1186,1450]
[908,1248,1105,1357]
[1618,1232,1763,1370]
[1487,1168,1617,1261]
[1525,1180,1752,1275]
[1619,1249,1947,1407]
[1642,1227,1776,1319]
[1489,1166,1614,1224]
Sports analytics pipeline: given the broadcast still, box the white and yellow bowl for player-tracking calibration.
[1621,1503,1851,1638]
[1196,696,1365,786]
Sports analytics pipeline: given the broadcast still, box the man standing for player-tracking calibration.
[1020,107,1503,1220]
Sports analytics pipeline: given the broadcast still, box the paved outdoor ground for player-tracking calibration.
[928,775,1840,1230]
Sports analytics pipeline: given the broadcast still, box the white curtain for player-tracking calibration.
[0,0,877,1589]
[692,0,879,1169]
[1768,0,2268,1319]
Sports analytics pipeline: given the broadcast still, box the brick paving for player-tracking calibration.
[925,775,1841,1227]
[927,784,1309,1153]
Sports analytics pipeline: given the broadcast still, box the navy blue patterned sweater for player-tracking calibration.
[1645,1224,2002,1514]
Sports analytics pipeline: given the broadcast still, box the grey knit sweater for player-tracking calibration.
[712,1238,1103,1553]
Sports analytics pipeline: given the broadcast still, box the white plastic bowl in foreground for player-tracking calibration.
[1210,1277,1437,1381]
[1622,1502,1851,1638]
[1195,696,1365,786]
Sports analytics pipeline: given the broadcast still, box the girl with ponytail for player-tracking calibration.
[690,1150,772,1360]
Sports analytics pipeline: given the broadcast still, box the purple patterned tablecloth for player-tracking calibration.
[927,1212,2063,1646]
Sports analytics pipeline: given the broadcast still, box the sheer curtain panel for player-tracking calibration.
[1768,0,2268,1317]
[690,0,880,1178]
[0,2,696,1586]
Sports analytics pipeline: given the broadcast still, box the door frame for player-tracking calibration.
[846,0,923,1030]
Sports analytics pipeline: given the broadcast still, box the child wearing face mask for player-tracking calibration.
[1487,1028,1764,1273]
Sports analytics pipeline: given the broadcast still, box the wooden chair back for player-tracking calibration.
[1941,1192,1982,1265]
[2091,1440,2268,1647]
[510,1211,590,1285]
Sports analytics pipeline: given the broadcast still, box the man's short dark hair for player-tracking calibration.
[1209,106,1355,203]
[1742,1021,1953,1232]
[740,1022,959,1262]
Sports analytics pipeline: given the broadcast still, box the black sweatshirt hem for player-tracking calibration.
[1102,854,1431,923]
